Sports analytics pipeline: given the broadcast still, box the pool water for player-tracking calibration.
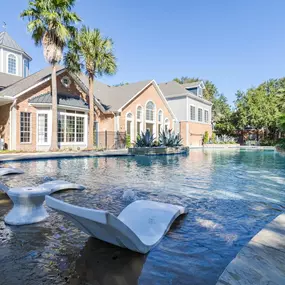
[0,149,285,285]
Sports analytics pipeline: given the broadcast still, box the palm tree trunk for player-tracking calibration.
[50,64,58,151]
[88,75,94,149]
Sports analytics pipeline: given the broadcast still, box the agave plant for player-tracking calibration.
[159,130,182,147]
[135,130,155,147]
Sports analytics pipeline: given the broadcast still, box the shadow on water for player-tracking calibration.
[70,237,147,285]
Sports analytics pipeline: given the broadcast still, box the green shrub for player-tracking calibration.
[159,130,182,147]
[259,139,277,146]
[203,131,209,144]
[276,138,285,150]
[211,133,217,144]
[126,134,131,148]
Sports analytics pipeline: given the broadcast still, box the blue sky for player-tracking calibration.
[0,0,285,104]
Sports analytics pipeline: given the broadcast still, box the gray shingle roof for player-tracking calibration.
[158,81,212,106]
[29,93,89,109]
[0,72,22,88]
[0,65,65,98]
[0,32,32,59]
[181,82,201,89]
[158,81,187,97]
[79,74,152,111]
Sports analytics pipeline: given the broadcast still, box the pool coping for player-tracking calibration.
[0,149,132,163]
[216,213,285,285]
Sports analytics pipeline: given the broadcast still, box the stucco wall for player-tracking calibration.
[180,121,212,146]
[119,83,175,142]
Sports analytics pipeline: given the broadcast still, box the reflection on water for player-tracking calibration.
[70,237,147,285]
[0,149,285,284]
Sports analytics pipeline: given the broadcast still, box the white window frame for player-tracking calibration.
[37,109,51,146]
[23,59,29,78]
[57,110,88,146]
[61,76,72,88]
[164,117,170,132]
[204,109,209,123]
[136,105,143,135]
[126,111,134,141]
[20,112,32,144]
[190,105,196,121]
[198,108,203,122]
[7,53,17,75]
[145,100,156,136]
[157,109,163,133]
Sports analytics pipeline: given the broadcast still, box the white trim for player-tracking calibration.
[125,111,134,142]
[136,104,143,135]
[20,111,32,144]
[157,109,163,134]
[14,69,66,98]
[164,117,170,132]
[61,76,71,88]
[0,48,3,73]
[36,110,51,146]
[30,102,89,112]
[6,52,17,76]
[189,104,196,121]
[197,107,203,122]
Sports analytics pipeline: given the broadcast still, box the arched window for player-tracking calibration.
[8,54,16,75]
[126,112,134,141]
[164,118,170,132]
[137,106,142,121]
[23,59,29,78]
[146,101,155,121]
[136,106,143,135]
[158,110,163,134]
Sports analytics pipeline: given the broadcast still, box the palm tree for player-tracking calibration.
[21,0,81,150]
[64,26,117,149]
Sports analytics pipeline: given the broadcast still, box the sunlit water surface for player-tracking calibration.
[0,149,285,285]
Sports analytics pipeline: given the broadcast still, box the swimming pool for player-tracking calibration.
[0,149,284,284]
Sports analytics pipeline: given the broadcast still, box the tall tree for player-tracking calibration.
[21,0,81,150]
[64,26,117,149]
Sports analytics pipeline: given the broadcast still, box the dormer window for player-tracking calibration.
[198,86,203,97]
[8,54,16,75]
[23,59,29,78]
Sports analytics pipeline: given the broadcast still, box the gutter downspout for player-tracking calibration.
[9,99,17,150]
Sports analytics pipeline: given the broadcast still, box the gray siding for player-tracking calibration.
[166,97,188,121]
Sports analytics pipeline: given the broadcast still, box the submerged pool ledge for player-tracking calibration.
[0,149,131,163]
[216,213,285,285]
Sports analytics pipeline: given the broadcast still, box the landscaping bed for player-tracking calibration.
[128,146,189,156]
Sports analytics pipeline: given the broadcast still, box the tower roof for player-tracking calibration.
[0,31,32,60]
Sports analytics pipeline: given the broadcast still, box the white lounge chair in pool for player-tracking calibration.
[2,180,85,225]
[0,167,24,176]
[45,196,187,254]
[0,180,85,194]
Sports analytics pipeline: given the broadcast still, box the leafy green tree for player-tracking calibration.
[21,0,81,150]
[278,114,285,132]
[64,26,117,148]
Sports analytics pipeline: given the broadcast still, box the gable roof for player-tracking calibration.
[159,81,212,106]
[0,32,32,60]
[29,93,89,109]
[0,65,65,98]
[181,81,203,89]
[0,72,22,88]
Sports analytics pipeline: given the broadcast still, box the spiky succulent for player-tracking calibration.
[135,130,156,147]
[159,130,182,147]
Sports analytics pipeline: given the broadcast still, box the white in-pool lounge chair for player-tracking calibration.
[0,180,85,194]
[0,167,24,176]
[2,180,85,225]
[45,196,187,254]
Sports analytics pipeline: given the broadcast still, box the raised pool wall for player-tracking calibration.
[128,146,189,156]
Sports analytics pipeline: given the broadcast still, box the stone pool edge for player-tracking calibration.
[216,213,285,285]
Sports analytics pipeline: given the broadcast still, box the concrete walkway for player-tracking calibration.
[216,213,285,285]
[0,149,130,163]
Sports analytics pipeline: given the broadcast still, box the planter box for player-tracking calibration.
[128,146,189,156]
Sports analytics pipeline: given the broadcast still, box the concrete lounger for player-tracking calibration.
[45,196,187,254]
[2,180,85,226]
[0,167,24,176]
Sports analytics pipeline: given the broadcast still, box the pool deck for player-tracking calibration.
[216,213,285,285]
[0,149,130,163]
